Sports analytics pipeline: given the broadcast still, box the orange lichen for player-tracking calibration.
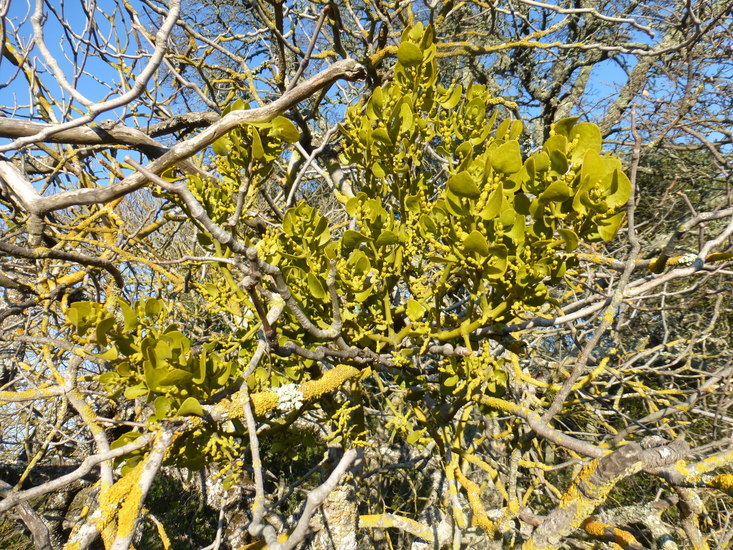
[582,518,642,547]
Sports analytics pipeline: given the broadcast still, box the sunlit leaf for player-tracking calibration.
[448,171,480,198]
[397,42,423,66]
[491,141,522,174]
[177,397,204,417]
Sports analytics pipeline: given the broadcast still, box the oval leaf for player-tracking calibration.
[463,230,489,257]
[271,116,300,143]
[481,185,504,219]
[553,116,579,137]
[177,397,205,417]
[307,273,326,300]
[568,122,602,164]
[539,180,571,203]
[447,171,480,198]
[491,141,522,174]
[376,230,400,247]
[397,42,423,67]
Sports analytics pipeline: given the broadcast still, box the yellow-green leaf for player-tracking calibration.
[397,42,423,66]
[154,396,172,419]
[539,181,571,203]
[569,122,602,163]
[481,185,504,219]
[406,299,427,322]
[307,273,326,300]
[212,135,230,156]
[177,397,204,417]
[448,171,480,198]
[553,116,579,137]
[251,129,265,159]
[376,230,400,247]
[558,228,579,251]
[271,116,300,143]
[598,211,626,241]
[606,169,631,209]
[491,141,522,174]
[463,230,489,256]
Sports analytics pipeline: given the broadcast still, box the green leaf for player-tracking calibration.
[439,85,462,109]
[124,384,148,399]
[447,171,480,198]
[507,214,525,246]
[271,116,300,142]
[408,22,425,42]
[444,375,460,387]
[558,228,579,251]
[549,150,568,174]
[406,430,424,444]
[177,397,205,417]
[508,120,523,140]
[307,273,326,300]
[464,97,487,125]
[481,185,504,219]
[399,102,414,134]
[533,152,550,172]
[376,230,400,247]
[110,431,142,450]
[154,396,173,419]
[568,122,602,164]
[354,284,375,303]
[229,98,248,112]
[251,128,265,159]
[598,211,626,241]
[406,299,427,322]
[342,230,369,249]
[348,250,371,276]
[606,169,631,209]
[214,359,233,386]
[419,214,438,236]
[397,42,423,66]
[66,301,100,337]
[553,116,579,137]
[494,119,511,141]
[97,347,119,361]
[463,230,489,257]
[371,162,386,178]
[491,141,522,174]
[97,372,118,386]
[193,348,208,385]
[514,193,531,215]
[580,150,617,187]
[405,194,421,213]
[539,181,571,203]
[118,299,138,331]
[157,368,194,387]
[372,128,392,144]
[144,299,163,318]
[543,135,567,156]
[95,316,116,347]
[212,135,230,156]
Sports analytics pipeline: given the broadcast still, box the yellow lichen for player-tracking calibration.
[454,467,495,536]
[706,473,733,495]
[98,461,145,547]
[301,364,360,400]
[251,391,279,415]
